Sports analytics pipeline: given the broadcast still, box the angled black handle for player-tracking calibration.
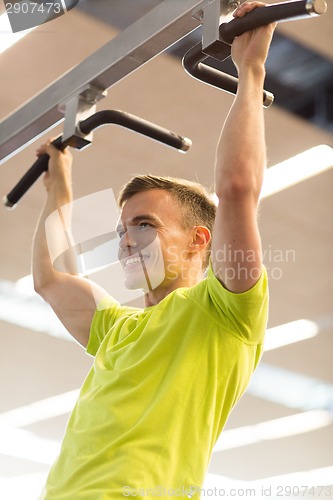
[219,0,327,45]
[3,110,191,209]
[183,0,327,106]
[182,42,274,107]
[78,110,191,152]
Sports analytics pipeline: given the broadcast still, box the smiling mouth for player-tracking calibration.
[123,254,149,268]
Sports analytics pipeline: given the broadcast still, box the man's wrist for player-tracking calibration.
[238,63,266,81]
[47,182,73,206]
[236,64,266,101]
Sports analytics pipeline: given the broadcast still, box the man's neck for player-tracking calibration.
[143,269,204,307]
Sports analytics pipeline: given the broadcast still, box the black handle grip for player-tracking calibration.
[79,110,191,152]
[3,136,67,209]
[4,110,192,209]
[219,0,327,45]
[182,42,274,107]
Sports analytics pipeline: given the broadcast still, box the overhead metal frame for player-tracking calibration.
[0,0,210,164]
[2,0,326,165]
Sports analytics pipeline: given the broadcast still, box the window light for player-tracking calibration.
[0,12,35,54]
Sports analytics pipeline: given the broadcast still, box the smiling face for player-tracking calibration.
[117,212,165,292]
[117,189,204,299]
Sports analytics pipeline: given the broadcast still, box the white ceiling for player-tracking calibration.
[0,1,332,498]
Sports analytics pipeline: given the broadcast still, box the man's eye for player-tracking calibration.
[139,222,151,229]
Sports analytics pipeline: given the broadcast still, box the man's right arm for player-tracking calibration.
[32,141,109,348]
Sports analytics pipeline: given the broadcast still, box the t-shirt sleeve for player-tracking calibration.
[205,262,269,346]
[86,296,123,356]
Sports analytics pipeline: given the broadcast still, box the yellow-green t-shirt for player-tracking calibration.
[40,264,268,499]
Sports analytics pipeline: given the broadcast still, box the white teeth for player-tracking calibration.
[124,256,147,267]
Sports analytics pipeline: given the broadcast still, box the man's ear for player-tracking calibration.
[189,226,211,251]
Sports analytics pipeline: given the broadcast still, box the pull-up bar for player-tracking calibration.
[0,0,204,164]
[3,110,192,208]
[183,0,326,103]
[1,0,327,209]
[219,0,326,44]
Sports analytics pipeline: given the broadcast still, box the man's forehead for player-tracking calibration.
[120,189,176,221]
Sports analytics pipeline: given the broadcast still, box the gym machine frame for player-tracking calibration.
[0,0,327,208]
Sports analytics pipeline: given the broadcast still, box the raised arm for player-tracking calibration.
[211,1,275,293]
[32,142,109,347]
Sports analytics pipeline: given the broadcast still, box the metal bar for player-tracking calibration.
[3,110,192,209]
[219,0,327,45]
[78,110,192,152]
[183,0,326,108]
[0,0,203,164]
[3,136,67,209]
[182,43,274,107]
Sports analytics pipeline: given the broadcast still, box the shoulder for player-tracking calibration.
[184,262,269,344]
[87,295,143,355]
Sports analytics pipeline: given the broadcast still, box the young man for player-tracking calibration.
[33,2,275,498]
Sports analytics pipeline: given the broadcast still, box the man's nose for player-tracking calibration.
[119,229,138,250]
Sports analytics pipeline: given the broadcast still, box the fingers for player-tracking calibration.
[233,1,266,18]
[35,137,54,156]
[36,138,71,159]
[232,1,277,35]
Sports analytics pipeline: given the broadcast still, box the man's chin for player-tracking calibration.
[123,274,150,292]
[121,261,165,292]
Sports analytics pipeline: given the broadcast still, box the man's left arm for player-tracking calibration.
[211,1,276,293]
